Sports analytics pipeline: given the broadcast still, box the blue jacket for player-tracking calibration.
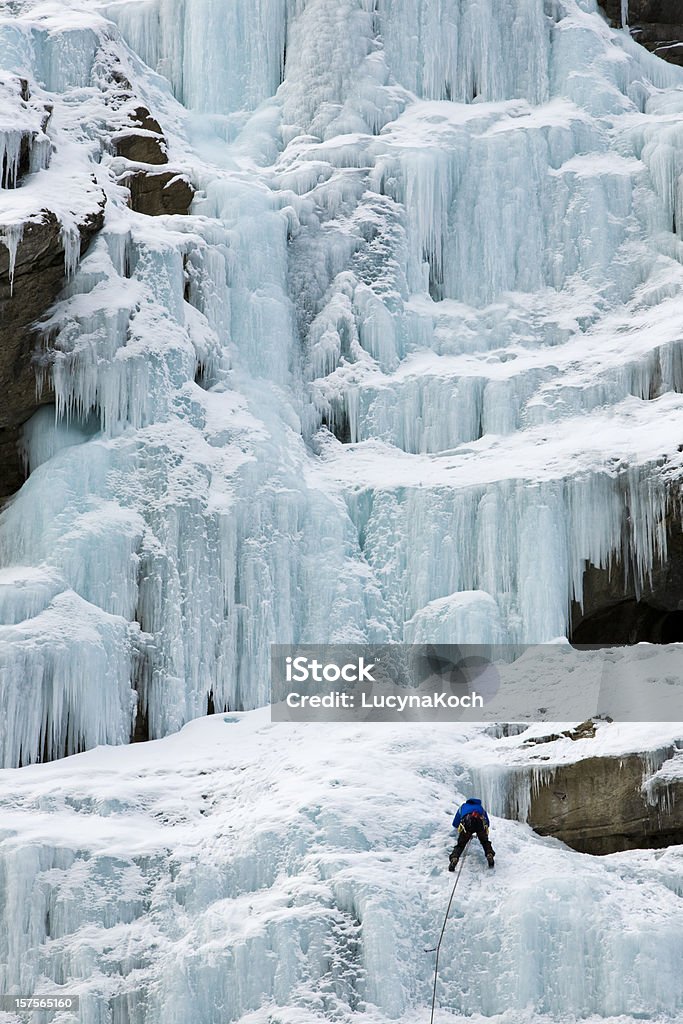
[453,798,490,829]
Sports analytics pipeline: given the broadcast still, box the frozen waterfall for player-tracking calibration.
[1,0,683,767]
[1,3,683,1024]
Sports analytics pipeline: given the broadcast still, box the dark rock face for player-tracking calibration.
[121,169,194,216]
[112,104,168,165]
[526,750,683,854]
[571,507,683,645]
[130,106,163,136]
[602,2,683,65]
[0,205,105,504]
[110,100,194,215]
[113,129,167,165]
[572,597,683,644]
[0,74,105,504]
[1,58,192,507]
[1,62,191,504]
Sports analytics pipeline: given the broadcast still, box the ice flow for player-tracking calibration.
[1,1,683,764]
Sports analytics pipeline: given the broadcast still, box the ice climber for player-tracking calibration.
[448,797,495,870]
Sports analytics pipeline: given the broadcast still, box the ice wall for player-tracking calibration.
[0,714,682,1024]
[104,0,288,116]
[1,0,683,765]
[0,193,380,761]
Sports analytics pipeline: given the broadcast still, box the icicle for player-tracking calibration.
[621,1,629,29]
[60,224,80,279]
[29,133,51,174]
[1,223,24,295]
[0,130,23,188]
[378,0,550,105]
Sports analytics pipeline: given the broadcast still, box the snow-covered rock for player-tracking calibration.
[405,590,506,645]
[466,717,683,852]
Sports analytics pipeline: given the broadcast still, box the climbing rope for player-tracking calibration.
[429,846,468,1024]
